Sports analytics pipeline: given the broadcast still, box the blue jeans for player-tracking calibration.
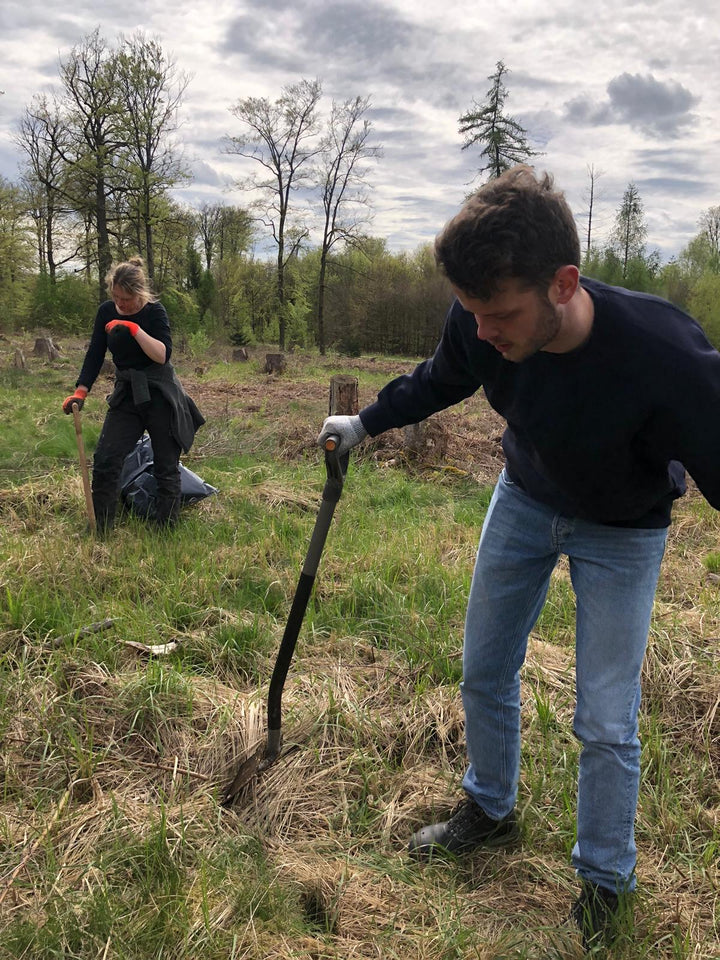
[461,470,667,891]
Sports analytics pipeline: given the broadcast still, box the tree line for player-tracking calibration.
[1,42,719,356]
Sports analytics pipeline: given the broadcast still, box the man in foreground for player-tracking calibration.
[318,166,720,949]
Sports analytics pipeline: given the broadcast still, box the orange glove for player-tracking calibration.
[105,319,139,337]
[62,386,88,414]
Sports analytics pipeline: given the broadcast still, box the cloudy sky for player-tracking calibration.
[1,0,718,261]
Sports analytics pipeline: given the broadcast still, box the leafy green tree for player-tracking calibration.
[458,61,539,181]
[215,256,275,341]
[688,272,720,348]
[196,202,223,269]
[656,260,689,310]
[146,198,192,291]
[226,78,322,349]
[217,205,254,261]
[0,177,34,326]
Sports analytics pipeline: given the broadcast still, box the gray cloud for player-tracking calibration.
[1,0,718,261]
[564,72,698,138]
[189,159,225,187]
[636,176,712,199]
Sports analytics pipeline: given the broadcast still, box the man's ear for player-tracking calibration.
[551,265,580,305]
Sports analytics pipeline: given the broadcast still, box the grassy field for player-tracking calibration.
[0,336,717,959]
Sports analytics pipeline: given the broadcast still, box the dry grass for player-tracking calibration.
[0,338,717,958]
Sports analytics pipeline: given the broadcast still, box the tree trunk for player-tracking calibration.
[277,234,286,350]
[317,254,328,355]
[96,170,112,300]
[143,180,154,282]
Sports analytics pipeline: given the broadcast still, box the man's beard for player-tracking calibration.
[511,300,562,362]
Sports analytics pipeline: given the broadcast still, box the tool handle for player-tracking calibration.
[72,403,96,531]
[323,434,349,486]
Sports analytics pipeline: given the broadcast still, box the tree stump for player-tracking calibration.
[33,336,60,360]
[265,353,286,374]
[403,417,449,461]
[233,347,249,362]
[13,349,26,370]
[100,359,115,376]
[328,375,358,416]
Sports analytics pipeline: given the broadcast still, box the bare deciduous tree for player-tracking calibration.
[582,163,605,259]
[315,95,381,354]
[16,96,81,280]
[59,29,128,297]
[226,77,322,349]
[116,32,190,283]
[699,205,720,264]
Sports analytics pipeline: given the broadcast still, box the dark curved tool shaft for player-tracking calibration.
[263,438,347,761]
[223,437,348,802]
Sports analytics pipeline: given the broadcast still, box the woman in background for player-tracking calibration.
[62,257,204,534]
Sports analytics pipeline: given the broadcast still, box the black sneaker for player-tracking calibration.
[408,796,519,860]
[570,880,633,951]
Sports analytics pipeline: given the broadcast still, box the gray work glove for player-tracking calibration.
[317,414,368,456]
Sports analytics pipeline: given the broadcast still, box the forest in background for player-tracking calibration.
[1,35,719,356]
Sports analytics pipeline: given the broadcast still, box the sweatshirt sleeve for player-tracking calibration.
[653,327,720,511]
[76,304,110,390]
[359,299,489,436]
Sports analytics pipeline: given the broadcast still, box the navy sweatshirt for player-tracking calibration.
[359,277,720,528]
[76,299,173,391]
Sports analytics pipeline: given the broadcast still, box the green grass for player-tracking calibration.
[0,338,717,958]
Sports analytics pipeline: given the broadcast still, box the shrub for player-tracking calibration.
[28,274,97,333]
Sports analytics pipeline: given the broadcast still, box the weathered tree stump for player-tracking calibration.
[403,417,449,460]
[33,336,60,360]
[13,349,26,370]
[328,375,358,416]
[232,347,249,362]
[265,353,286,374]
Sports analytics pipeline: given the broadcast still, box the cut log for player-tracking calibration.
[33,336,60,360]
[233,347,249,362]
[264,353,286,374]
[403,417,449,460]
[328,375,358,416]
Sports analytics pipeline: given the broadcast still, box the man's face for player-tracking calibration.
[453,279,562,363]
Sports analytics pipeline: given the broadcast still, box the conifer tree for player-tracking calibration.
[458,61,538,181]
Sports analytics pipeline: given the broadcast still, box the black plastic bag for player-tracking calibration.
[119,435,218,519]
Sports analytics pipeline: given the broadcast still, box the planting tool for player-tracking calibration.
[72,403,96,532]
[223,435,348,803]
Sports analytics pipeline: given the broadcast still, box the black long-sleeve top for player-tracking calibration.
[359,277,720,528]
[76,299,173,391]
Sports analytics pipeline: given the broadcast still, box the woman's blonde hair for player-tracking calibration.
[105,256,156,305]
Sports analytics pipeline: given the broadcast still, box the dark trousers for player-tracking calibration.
[92,391,182,530]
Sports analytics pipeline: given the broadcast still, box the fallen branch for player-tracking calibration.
[51,618,119,647]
